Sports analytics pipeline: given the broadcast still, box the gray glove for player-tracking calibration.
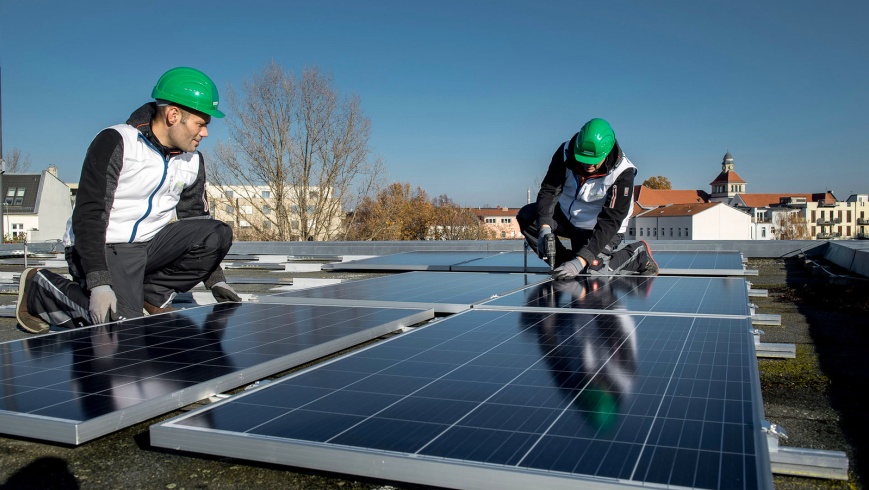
[537,227,553,259]
[89,285,118,324]
[211,281,241,303]
[552,257,585,280]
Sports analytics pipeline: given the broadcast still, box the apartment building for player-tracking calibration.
[207,184,341,241]
[1,166,73,242]
[632,202,751,241]
[473,207,521,240]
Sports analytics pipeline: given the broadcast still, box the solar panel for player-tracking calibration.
[652,251,746,276]
[322,251,503,271]
[267,272,551,313]
[324,250,749,276]
[0,302,432,444]
[450,251,551,273]
[152,309,770,489]
[475,276,751,318]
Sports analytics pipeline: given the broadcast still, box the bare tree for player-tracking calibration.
[429,194,492,240]
[207,62,384,241]
[774,211,810,240]
[642,176,672,190]
[2,148,33,172]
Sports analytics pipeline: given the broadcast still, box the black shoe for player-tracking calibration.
[16,269,50,334]
[639,259,659,276]
[636,241,659,276]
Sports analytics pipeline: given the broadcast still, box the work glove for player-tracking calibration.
[211,281,242,303]
[551,257,585,280]
[89,285,118,324]
[537,227,553,260]
[586,257,609,275]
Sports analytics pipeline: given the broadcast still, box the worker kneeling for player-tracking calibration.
[517,118,658,280]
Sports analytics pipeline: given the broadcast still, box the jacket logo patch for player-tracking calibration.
[623,186,629,197]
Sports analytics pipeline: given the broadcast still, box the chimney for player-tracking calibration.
[47,164,58,177]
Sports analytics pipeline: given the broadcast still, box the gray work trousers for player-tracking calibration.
[28,219,232,326]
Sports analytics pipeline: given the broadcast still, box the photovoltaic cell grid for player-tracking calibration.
[653,251,746,276]
[152,309,770,490]
[323,250,749,276]
[321,251,502,271]
[268,271,551,313]
[0,302,432,444]
[476,275,751,318]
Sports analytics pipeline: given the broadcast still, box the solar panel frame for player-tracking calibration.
[474,276,752,318]
[266,272,551,313]
[0,303,433,444]
[152,309,772,489]
[321,251,503,271]
[324,250,751,276]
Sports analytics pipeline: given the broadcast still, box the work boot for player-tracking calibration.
[16,268,50,334]
[143,301,177,315]
[636,241,660,276]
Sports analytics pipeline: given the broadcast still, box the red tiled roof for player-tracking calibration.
[637,202,720,217]
[633,185,709,207]
[734,192,836,207]
[709,170,747,185]
[473,207,517,217]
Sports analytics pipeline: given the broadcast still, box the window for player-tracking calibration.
[685,227,689,237]
[5,187,25,205]
[761,228,766,238]
[511,230,516,238]
[291,205,300,213]
[11,223,24,239]
[501,218,511,224]
[670,228,673,237]
[225,205,234,215]
[240,220,251,228]
[309,190,320,200]
[224,190,234,199]
[485,218,496,224]
[261,190,271,199]
[241,205,253,215]
[501,231,507,238]
[640,228,643,236]
[678,228,681,237]
[647,228,651,236]
[629,228,634,236]
[263,205,271,215]
[291,220,300,230]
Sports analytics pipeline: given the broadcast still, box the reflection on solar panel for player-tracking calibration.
[653,251,746,276]
[0,303,432,444]
[451,251,550,273]
[268,272,550,313]
[152,309,770,489]
[322,251,502,271]
[324,250,749,276]
[476,276,751,318]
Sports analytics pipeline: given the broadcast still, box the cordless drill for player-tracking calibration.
[544,233,557,270]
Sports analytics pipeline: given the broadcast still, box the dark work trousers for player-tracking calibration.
[28,219,232,326]
[516,202,649,275]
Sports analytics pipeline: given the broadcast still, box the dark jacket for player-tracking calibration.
[536,133,636,264]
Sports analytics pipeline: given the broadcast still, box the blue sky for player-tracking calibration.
[1,0,867,207]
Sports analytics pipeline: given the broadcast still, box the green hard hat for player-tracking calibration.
[574,118,615,164]
[151,67,224,118]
